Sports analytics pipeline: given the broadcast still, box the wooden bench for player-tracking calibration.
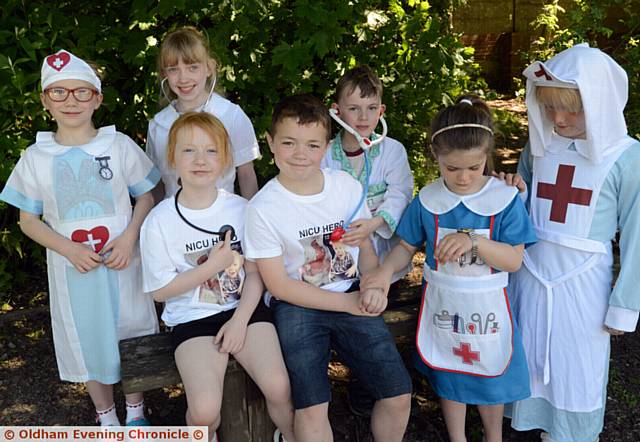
[119,285,420,441]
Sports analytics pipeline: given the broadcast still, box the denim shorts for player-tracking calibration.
[272,301,412,409]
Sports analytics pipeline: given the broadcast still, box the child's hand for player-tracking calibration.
[604,325,625,336]
[64,241,103,273]
[434,232,472,263]
[215,316,249,354]
[342,217,383,246]
[102,231,135,270]
[491,171,526,193]
[344,292,379,317]
[207,230,235,271]
[360,271,391,297]
[359,287,388,315]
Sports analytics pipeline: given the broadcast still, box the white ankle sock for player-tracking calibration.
[125,399,145,424]
[96,403,120,426]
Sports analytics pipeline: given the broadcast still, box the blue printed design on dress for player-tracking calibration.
[53,149,115,221]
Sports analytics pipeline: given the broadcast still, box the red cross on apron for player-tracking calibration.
[536,164,593,223]
[452,342,480,365]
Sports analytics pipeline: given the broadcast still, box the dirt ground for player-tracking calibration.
[1,98,639,440]
[1,290,639,441]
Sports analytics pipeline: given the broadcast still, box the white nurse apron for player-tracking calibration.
[416,177,518,377]
[511,138,631,412]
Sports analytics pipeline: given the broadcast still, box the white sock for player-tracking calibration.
[96,403,120,426]
[125,399,145,424]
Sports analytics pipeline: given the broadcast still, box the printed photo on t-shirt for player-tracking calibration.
[298,234,357,287]
[185,242,245,306]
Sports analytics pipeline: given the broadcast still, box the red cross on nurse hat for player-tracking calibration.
[41,49,101,92]
[522,43,629,165]
[523,59,578,89]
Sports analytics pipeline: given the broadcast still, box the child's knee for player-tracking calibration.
[262,371,292,404]
[378,393,411,413]
[187,397,222,426]
[295,403,328,425]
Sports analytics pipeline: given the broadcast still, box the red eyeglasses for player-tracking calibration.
[44,87,99,102]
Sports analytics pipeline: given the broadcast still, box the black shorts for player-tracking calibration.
[171,300,273,351]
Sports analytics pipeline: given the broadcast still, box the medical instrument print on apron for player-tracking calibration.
[416,224,514,377]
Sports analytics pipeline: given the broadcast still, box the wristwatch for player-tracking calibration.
[458,228,478,264]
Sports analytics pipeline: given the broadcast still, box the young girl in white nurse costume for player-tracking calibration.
[0,49,160,426]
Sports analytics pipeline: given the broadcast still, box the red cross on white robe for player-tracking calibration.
[453,342,480,365]
[536,164,593,223]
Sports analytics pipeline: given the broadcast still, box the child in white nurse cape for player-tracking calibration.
[0,49,159,426]
[507,44,640,442]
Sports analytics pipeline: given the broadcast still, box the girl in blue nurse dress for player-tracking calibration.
[0,50,159,426]
[362,96,536,442]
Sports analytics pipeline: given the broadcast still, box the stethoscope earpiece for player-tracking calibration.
[161,72,217,114]
[327,107,389,241]
[328,107,388,151]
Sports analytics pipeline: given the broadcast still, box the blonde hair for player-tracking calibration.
[158,27,217,101]
[536,86,583,113]
[167,112,232,171]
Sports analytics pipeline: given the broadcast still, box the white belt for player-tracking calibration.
[522,250,601,384]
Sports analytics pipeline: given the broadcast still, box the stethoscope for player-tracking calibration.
[328,107,387,241]
[160,73,217,114]
[174,187,236,241]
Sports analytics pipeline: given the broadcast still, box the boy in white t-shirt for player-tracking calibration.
[245,94,412,442]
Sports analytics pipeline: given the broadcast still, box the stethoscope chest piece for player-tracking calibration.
[174,188,236,241]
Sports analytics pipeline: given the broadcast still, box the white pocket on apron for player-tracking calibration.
[417,269,514,377]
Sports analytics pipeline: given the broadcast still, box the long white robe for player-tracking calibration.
[508,44,640,442]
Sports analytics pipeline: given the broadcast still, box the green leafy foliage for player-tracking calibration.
[0,0,476,299]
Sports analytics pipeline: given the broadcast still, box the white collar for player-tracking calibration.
[35,125,116,156]
[419,176,518,216]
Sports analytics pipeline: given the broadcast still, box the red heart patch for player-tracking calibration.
[46,52,71,72]
[71,226,109,253]
[330,226,346,242]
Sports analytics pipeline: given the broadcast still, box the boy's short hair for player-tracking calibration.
[335,65,383,102]
[269,94,331,142]
[167,111,232,171]
[536,86,583,113]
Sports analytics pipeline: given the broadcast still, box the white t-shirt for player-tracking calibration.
[245,169,371,297]
[146,93,260,198]
[140,189,248,326]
